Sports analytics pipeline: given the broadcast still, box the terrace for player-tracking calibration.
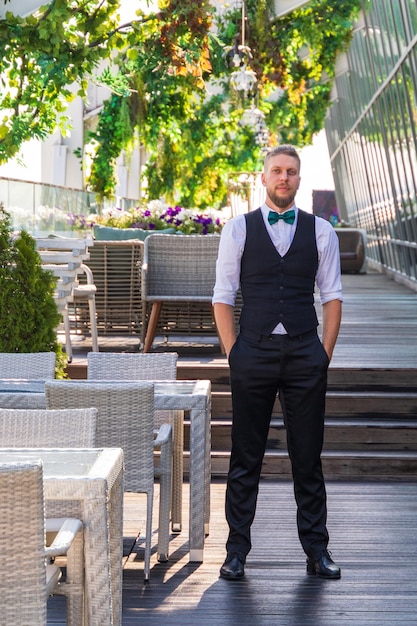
[47,267,417,624]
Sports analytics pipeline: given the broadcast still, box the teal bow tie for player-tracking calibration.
[268,209,295,225]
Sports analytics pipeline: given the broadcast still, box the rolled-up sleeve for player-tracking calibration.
[212,216,246,306]
[315,219,343,304]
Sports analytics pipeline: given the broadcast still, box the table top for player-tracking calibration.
[0,378,211,397]
[0,447,123,478]
[0,379,47,393]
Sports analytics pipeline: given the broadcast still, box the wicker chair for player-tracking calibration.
[44,380,172,581]
[66,262,99,358]
[71,240,144,336]
[0,406,97,622]
[0,407,97,447]
[141,234,222,352]
[87,351,184,532]
[0,461,83,626]
[0,352,56,380]
[36,238,98,361]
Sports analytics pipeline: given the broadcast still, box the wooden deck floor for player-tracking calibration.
[49,479,417,625]
[123,479,417,625]
[68,267,417,371]
[328,269,417,368]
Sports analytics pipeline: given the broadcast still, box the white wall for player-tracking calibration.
[297,130,335,213]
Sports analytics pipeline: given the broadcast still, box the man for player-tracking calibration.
[213,144,343,581]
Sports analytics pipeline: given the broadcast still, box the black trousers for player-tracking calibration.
[225,328,330,559]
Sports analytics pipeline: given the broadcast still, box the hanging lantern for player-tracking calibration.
[227,1,257,94]
[230,66,257,92]
[240,105,270,150]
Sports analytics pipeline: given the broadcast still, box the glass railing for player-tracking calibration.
[325,1,417,289]
[0,177,135,237]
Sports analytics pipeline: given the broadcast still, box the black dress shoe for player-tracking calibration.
[306,549,341,579]
[220,552,246,580]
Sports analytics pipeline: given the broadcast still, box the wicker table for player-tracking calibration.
[0,378,212,563]
[0,447,124,626]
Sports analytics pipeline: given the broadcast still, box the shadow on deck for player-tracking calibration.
[49,479,417,625]
[131,478,417,626]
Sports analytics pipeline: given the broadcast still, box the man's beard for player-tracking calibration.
[267,187,297,209]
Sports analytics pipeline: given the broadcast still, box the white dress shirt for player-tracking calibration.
[212,204,343,334]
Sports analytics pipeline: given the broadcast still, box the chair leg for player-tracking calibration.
[52,523,85,625]
[143,302,163,353]
[63,530,85,626]
[157,437,172,563]
[63,306,73,362]
[144,490,153,581]
[171,411,184,533]
[87,296,99,352]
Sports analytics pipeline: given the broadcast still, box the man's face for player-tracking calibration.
[262,153,301,212]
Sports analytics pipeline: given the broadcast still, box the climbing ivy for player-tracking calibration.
[87,0,361,207]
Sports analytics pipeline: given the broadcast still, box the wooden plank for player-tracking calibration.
[211,390,417,417]
[206,418,417,451]
[118,481,417,625]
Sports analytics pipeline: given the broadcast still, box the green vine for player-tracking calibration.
[87,94,132,201]
[86,0,361,208]
[0,0,125,163]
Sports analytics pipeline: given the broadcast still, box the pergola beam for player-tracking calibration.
[1,1,313,21]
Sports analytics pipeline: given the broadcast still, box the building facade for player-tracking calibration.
[326,0,417,290]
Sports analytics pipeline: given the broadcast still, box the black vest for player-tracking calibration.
[239,208,318,337]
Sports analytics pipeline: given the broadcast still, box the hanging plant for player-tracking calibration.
[86,0,361,207]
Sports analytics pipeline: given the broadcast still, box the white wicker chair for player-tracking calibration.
[0,407,97,447]
[36,238,98,361]
[0,461,83,626]
[141,234,222,352]
[0,406,97,622]
[66,262,99,359]
[87,351,184,532]
[0,352,56,380]
[44,380,172,581]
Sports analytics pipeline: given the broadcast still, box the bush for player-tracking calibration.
[0,203,66,377]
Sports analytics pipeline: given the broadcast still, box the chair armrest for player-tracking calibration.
[81,262,95,285]
[141,261,148,299]
[153,423,172,449]
[45,517,83,557]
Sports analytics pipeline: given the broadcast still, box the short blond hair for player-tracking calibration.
[264,145,301,171]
